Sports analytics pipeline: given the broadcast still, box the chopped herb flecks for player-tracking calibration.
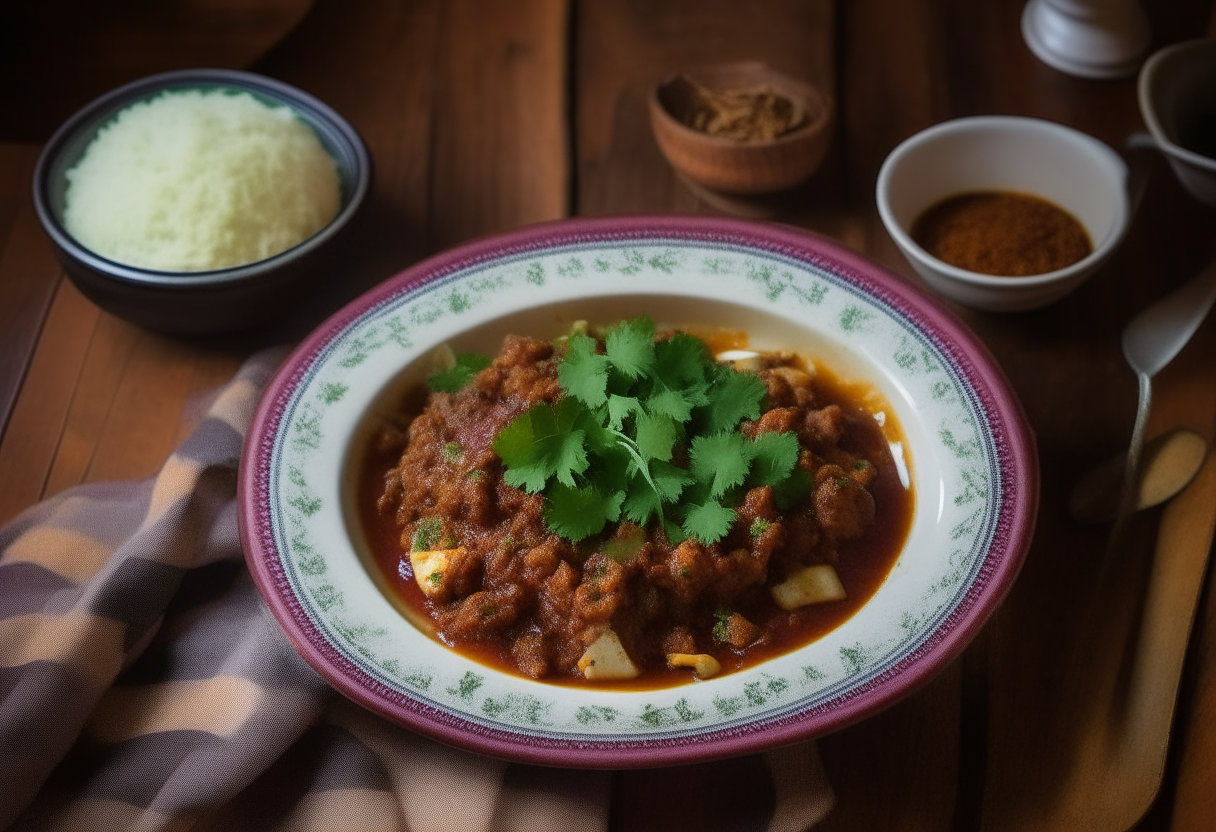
[412,518,442,551]
[750,518,773,540]
[712,607,733,642]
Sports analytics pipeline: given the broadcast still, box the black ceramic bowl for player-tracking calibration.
[33,68,372,335]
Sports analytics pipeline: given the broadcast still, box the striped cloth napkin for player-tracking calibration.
[0,348,835,832]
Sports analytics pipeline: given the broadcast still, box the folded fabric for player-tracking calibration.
[0,348,835,832]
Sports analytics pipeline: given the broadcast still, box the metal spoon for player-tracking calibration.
[1110,257,1216,540]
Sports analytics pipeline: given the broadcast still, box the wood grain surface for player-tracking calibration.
[1,1,1215,830]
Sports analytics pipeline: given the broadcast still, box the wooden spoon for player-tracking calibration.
[982,442,1216,832]
[1069,428,1208,524]
[1051,449,1216,830]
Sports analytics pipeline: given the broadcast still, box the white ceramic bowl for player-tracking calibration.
[1137,38,1216,206]
[876,115,1130,312]
[239,215,1038,767]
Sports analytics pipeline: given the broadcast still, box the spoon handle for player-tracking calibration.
[1122,259,1216,378]
[1108,371,1153,550]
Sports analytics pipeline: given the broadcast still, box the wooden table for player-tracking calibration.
[3,1,1215,829]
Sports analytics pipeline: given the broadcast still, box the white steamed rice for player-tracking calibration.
[63,88,341,272]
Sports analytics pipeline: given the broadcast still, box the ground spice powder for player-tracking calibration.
[911,190,1093,277]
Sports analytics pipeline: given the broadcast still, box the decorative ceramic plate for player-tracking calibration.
[239,215,1038,768]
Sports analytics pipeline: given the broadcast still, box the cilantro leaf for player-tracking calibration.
[493,403,590,491]
[584,443,635,498]
[553,395,594,433]
[654,334,710,388]
[689,431,753,498]
[545,483,623,542]
[492,406,551,492]
[748,430,800,486]
[634,412,678,461]
[558,332,611,407]
[649,459,693,502]
[548,400,596,487]
[605,315,657,380]
[606,394,642,430]
[645,384,706,423]
[622,475,664,527]
[427,352,491,392]
[698,366,766,434]
[682,499,737,545]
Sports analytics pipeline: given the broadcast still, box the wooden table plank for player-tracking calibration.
[41,313,143,497]
[0,0,314,142]
[426,0,570,250]
[0,279,98,526]
[66,325,245,486]
[0,145,62,443]
[253,0,570,316]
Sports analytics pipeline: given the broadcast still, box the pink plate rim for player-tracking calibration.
[238,213,1039,768]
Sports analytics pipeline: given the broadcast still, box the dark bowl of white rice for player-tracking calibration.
[33,68,372,335]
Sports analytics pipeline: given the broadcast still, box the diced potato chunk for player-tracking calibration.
[578,629,640,680]
[429,343,457,374]
[666,653,722,679]
[771,564,847,610]
[410,548,462,600]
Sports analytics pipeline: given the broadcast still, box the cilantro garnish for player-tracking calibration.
[494,397,600,492]
[491,316,808,545]
[428,352,492,392]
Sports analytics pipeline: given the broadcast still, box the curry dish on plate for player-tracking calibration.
[358,318,913,687]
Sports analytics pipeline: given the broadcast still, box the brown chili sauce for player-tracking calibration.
[358,329,914,689]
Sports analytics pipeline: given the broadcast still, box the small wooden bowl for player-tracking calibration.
[649,61,834,196]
